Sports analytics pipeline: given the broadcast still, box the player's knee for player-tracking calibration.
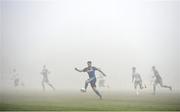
[85,80,89,84]
[159,84,163,87]
[92,86,95,89]
[134,85,137,89]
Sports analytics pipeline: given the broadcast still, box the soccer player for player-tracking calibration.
[12,69,19,87]
[75,61,106,99]
[152,66,172,95]
[41,65,55,91]
[12,69,22,87]
[132,67,146,96]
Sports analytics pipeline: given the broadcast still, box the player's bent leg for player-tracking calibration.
[134,82,139,95]
[139,82,143,89]
[80,80,90,93]
[84,79,90,90]
[135,82,141,95]
[134,82,137,90]
[91,79,102,99]
[42,81,45,91]
[160,82,172,91]
[136,83,142,96]
[48,82,55,91]
[153,83,157,95]
[92,87,102,100]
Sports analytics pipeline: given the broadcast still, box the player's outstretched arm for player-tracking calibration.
[75,68,83,72]
[96,68,106,77]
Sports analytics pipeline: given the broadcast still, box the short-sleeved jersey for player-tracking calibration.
[83,66,97,78]
[41,68,49,79]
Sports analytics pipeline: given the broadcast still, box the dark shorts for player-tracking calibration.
[154,78,163,85]
[90,78,96,87]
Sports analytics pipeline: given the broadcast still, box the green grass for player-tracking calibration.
[1,91,180,111]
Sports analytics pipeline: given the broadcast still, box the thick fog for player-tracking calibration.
[0,0,180,92]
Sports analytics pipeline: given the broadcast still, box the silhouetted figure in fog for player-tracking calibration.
[75,61,106,100]
[41,65,55,91]
[98,75,109,88]
[12,69,24,87]
[12,69,19,87]
[152,66,172,95]
[132,67,146,96]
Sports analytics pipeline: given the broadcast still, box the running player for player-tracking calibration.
[41,65,55,91]
[152,66,172,95]
[75,61,106,99]
[132,67,146,95]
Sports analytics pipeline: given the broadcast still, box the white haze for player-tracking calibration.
[0,0,180,92]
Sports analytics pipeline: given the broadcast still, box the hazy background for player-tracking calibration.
[0,0,179,92]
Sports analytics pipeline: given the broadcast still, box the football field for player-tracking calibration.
[0,91,180,111]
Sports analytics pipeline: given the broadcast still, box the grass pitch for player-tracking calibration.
[0,90,180,111]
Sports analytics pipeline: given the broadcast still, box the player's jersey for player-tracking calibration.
[133,73,142,82]
[83,66,97,78]
[153,70,162,80]
[41,69,48,80]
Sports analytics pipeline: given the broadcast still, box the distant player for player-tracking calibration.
[12,69,19,87]
[12,69,24,87]
[41,65,55,91]
[152,66,172,95]
[132,67,146,96]
[75,61,106,99]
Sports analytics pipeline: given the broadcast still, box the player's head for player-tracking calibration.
[152,66,156,70]
[43,65,46,68]
[132,67,136,71]
[87,61,92,67]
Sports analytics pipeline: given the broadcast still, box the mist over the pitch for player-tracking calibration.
[0,0,180,92]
